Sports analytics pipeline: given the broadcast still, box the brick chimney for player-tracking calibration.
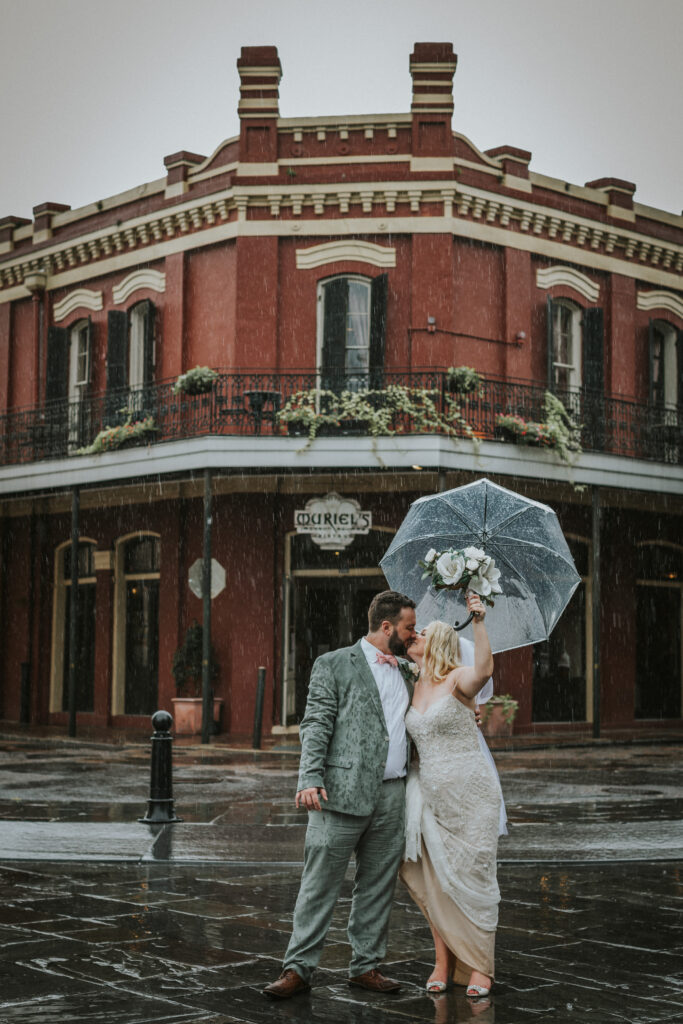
[236,45,282,174]
[409,42,457,166]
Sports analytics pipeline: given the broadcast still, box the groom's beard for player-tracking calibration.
[388,628,408,658]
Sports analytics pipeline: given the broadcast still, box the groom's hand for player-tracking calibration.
[296,787,328,811]
[475,705,482,729]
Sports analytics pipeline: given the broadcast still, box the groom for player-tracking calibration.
[264,590,418,999]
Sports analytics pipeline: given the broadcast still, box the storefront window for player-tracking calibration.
[635,543,682,719]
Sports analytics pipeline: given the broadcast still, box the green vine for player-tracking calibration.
[277,385,478,455]
[496,391,582,466]
[445,365,484,397]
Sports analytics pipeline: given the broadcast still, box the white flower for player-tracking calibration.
[424,548,438,564]
[436,550,466,586]
[463,546,485,570]
[467,571,492,597]
[469,555,503,598]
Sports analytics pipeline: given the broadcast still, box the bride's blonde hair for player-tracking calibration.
[423,620,461,683]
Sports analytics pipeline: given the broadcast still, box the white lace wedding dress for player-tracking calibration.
[399,691,501,982]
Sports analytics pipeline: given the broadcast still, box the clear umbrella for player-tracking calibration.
[380,478,581,654]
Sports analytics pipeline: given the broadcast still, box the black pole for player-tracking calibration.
[591,486,601,738]
[139,710,182,823]
[201,468,213,745]
[253,666,266,749]
[68,486,80,737]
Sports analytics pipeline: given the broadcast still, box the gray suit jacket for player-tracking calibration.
[297,640,414,817]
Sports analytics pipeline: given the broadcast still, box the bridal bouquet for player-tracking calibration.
[418,546,503,607]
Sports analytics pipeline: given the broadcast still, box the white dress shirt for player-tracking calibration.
[360,637,409,780]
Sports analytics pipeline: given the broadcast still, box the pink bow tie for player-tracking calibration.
[376,651,398,668]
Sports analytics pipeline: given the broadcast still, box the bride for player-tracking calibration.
[399,591,501,998]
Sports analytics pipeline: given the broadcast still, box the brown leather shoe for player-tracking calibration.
[263,968,310,999]
[349,968,402,993]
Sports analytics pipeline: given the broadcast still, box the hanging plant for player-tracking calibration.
[172,366,219,396]
[445,365,484,397]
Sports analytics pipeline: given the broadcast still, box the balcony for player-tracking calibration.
[0,369,680,469]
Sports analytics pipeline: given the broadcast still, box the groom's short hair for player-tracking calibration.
[368,590,416,632]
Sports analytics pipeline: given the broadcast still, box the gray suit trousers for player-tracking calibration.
[283,777,406,981]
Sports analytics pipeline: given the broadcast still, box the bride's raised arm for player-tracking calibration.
[452,592,493,699]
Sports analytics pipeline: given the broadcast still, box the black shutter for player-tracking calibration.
[676,328,683,409]
[582,307,604,450]
[141,300,156,385]
[648,319,662,407]
[321,278,348,390]
[369,273,387,388]
[46,326,68,402]
[546,295,555,389]
[106,311,128,391]
[106,310,128,423]
[582,307,604,395]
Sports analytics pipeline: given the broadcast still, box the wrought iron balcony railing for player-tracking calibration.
[0,369,680,468]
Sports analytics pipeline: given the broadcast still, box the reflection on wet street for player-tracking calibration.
[0,739,680,1022]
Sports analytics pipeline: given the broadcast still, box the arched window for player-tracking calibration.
[317,275,387,390]
[50,539,97,713]
[112,533,160,716]
[45,317,93,452]
[635,542,682,720]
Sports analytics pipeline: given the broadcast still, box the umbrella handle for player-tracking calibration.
[454,612,475,631]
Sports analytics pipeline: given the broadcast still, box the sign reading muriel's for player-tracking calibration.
[294,493,372,550]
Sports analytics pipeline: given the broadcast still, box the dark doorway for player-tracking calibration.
[532,584,587,722]
[636,586,681,719]
[124,579,159,716]
[62,583,96,713]
[291,577,385,722]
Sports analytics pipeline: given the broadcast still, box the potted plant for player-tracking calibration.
[480,694,519,738]
[171,620,222,735]
[445,365,484,397]
[172,366,219,396]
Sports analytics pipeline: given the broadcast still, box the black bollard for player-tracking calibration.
[252,666,266,749]
[139,710,183,823]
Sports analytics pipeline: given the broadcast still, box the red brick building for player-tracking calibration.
[0,43,681,740]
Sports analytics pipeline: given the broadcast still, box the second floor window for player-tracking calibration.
[318,274,387,388]
[649,319,679,411]
[106,300,156,417]
[547,296,604,396]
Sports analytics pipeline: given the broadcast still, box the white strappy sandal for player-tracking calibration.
[426,979,448,993]
[466,983,491,998]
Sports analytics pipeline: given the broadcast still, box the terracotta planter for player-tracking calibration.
[481,703,515,738]
[171,697,224,736]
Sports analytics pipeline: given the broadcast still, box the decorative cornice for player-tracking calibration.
[636,290,683,320]
[296,240,396,270]
[53,288,103,321]
[1,180,681,303]
[536,265,600,302]
[112,268,166,304]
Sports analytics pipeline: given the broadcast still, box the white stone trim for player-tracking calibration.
[112,268,166,305]
[0,434,680,498]
[2,179,681,303]
[53,288,103,321]
[296,240,396,269]
[636,290,683,320]
[536,265,600,302]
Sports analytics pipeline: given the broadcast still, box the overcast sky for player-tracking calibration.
[1,0,681,221]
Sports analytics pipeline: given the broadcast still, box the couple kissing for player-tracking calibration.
[264,589,502,1001]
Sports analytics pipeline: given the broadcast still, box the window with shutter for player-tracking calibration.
[319,275,383,391]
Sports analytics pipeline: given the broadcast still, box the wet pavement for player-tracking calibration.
[0,738,681,1022]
